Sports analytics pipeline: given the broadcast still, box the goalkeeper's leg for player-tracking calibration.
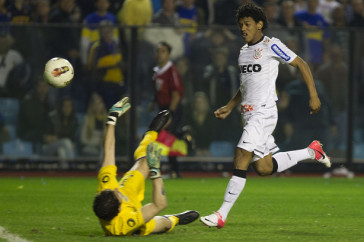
[130,110,170,178]
[150,210,200,234]
[134,110,170,161]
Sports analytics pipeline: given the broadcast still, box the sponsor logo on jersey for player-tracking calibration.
[271,44,291,61]
[253,48,263,59]
[239,64,262,73]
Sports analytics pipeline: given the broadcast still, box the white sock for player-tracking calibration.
[217,176,246,221]
[273,148,314,172]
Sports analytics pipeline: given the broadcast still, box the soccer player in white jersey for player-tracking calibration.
[200,2,331,229]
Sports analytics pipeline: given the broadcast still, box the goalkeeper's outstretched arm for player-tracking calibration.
[101,97,131,168]
[102,125,117,168]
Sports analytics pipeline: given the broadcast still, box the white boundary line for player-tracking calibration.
[0,226,30,242]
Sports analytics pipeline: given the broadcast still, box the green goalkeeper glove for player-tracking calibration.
[147,142,162,179]
[107,97,131,126]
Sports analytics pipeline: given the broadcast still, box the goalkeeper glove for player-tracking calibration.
[146,142,162,179]
[107,97,131,126]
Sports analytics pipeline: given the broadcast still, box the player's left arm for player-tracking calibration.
[101,97,131,168]
[289,56,321,114]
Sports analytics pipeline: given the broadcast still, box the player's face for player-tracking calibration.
[156,45,170,66]
[238,17,263,45]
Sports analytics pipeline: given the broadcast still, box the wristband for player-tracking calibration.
[149,168,161,179]
[106,112,118,126]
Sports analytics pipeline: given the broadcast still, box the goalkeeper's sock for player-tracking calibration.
[165,215,179,233]
[217,170,246,221]
[134,131,158,160]
[272,148,313,173]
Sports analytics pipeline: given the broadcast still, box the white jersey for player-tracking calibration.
[238,36,297,109]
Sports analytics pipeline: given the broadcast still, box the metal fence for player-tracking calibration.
[0,23,363,172]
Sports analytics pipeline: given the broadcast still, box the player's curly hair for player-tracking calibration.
[93,190,121,221]
[235,2,268,31]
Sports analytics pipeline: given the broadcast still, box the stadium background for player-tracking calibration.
[0,0,363,175]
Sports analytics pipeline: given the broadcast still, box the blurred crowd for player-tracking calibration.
[0,0,364,163]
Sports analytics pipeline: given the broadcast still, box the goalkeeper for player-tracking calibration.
[93,97,199,236]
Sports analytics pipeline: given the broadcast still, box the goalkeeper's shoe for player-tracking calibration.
[167,210,200,225]
[175,210,199,225]
[200,211,225,229]
[308,140,331,168]
[148,110,170,132]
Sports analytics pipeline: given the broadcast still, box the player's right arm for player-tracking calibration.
[101,97,131,168]
[214,90,242,120]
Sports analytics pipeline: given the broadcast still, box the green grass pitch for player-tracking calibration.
[0,176,363,241]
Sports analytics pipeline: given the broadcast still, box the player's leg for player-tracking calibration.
[252,153,274,176]
[259,147,314,175]
[131,110,171,179]
[254,140,331,176]
[272,140,331,171]
[166,106,182,178]
[200,147,252,228]
[249,104,330,175]
[143,216,178,234]
[168,156,181,178]
[149,216,173,234]
[150,210,200,234]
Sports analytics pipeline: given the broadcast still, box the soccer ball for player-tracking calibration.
[44,57,74,88]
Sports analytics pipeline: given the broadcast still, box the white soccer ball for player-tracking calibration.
[44,57,74,88]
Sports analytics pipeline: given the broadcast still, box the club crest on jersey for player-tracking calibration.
[253,48,263,59]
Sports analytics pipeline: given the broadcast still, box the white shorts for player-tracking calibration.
[237,104,279,162]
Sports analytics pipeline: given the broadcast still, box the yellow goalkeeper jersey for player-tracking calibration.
[96,165,156,236]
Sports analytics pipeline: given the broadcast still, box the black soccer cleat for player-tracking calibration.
[173,210,200,225]
[148,110,170,132]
